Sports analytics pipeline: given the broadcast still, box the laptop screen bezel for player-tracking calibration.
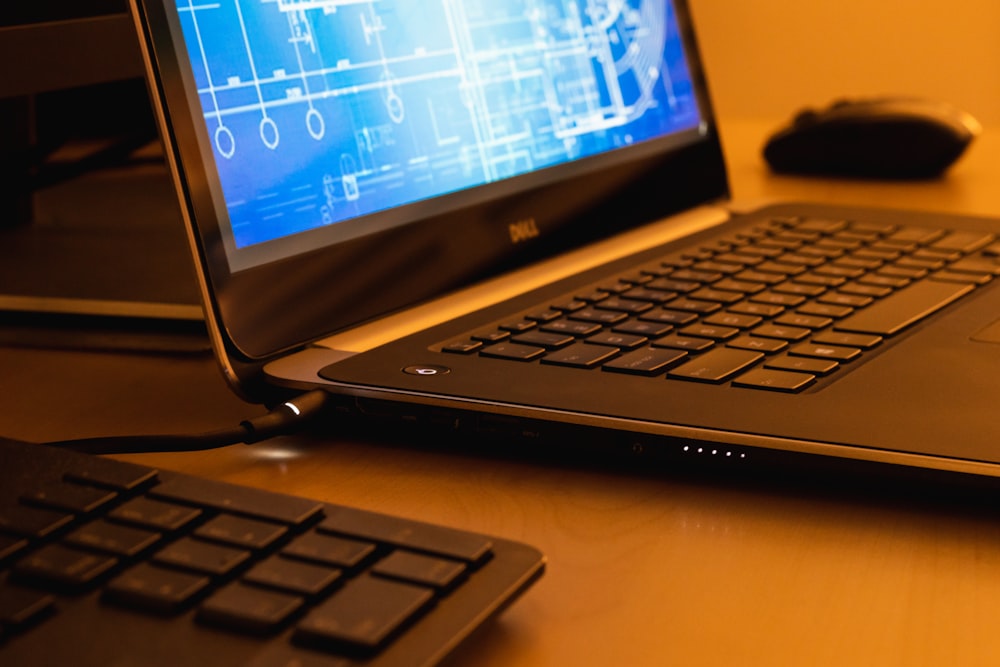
[131,0,730,369]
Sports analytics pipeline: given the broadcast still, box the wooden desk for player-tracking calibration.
[3,119,1000,667]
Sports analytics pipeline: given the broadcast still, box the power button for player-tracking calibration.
[403,365,451,377]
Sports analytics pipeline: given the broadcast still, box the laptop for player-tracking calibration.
[129,0,1000,480]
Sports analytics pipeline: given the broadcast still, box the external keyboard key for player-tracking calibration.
[64,459,158,492]
[108,496,203,532]
[13,544,118,591]
[0,584,55,630]
[153,537,251,576]
[149,477,324,526]
[64,519,161,558]
[105,562,210,614]
[199,582,304,634]
[21,482,117,515]
[834,280,974,336]
[243,555,342,597]
[295,575,434,652]
[318,508,493,565]
[195,514,288,551]
[667,348,764,383]
[0,534,28,564]
[372,551,467,591]
[282,532,376,570]
[0,505,73,539]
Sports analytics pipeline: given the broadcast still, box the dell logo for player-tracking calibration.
[508,217,540,244]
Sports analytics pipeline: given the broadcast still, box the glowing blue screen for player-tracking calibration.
[176,0,702,249]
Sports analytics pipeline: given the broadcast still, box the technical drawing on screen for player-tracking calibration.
[171,0,704,269]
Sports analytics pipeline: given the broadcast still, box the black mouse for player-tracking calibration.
[763,97,980,179]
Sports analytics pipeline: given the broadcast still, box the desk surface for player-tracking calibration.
[3,119,1000,667]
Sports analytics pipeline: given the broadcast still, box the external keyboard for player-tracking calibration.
[440,214,1000,392]
[0,439,544,666]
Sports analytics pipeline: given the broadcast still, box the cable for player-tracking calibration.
[28,389,332,455]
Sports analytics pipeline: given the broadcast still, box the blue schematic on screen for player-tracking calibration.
[176,0,702,249]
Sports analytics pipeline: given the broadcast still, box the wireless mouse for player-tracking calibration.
[763,97,980,179]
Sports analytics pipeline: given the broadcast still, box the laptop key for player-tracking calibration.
[511,331,575,349]
[811,332,883,349]
[479,342,547,361]
[602,348,688,376]
[667,348,764,383]
[930,231,996,254]
[568,308,628,325]
[834,279,975,336]
[541,319,602,336]
[789,343,861,362]
[613,320,674,337]
[651,335,714,352]
[765,355,840,376]
[726,336,788,354]
[732,369,816,393]
[586,332,647,349]
[541,343,620,369]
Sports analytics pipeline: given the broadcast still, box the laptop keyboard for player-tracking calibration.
[442,215,1000,392]
[0,440,544,666]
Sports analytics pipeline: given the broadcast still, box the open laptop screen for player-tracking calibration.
[173,0,705,270]
[134,0,728,362]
